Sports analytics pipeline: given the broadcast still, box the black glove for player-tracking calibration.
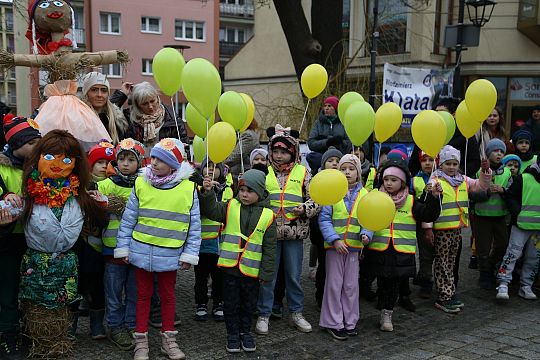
[189,171,204,187]
[326,135,343,147]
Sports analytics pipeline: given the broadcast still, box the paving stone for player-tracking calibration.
[475,339,507,351]
[502,347,540,360]
[431,356,460,360]
[466,346,498,356]
[493,335,531,347]
[452,334,481,344]
[434,339,467,349]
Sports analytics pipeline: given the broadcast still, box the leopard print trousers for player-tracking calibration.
[433,228,462,302]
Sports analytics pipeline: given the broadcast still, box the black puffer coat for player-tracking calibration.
[307,112,352,155]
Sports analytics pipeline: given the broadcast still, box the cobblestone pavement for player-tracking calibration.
[71,232,540,360]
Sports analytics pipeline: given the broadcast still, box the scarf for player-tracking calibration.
[27,169,79,209]
[92,174,106,184]
[270,160,295,173]
[133,104,165,143]
[142,166,177,187]
[432,169,464,188]
[114,166,139,187]
[380,184,409,209]
[360,159,371,176]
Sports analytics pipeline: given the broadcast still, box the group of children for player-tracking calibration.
[0,109,539,359]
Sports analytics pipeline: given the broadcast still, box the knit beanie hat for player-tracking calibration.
[338,154,362,181]
[238,169,266,200]
[511,128,533,144]
[82,72,110,97]
[116,138,145,166]
[324,96,339,111]
[419,151,433,162]
[2,114,41,151]
[88,141,116,168]
[387,146,409,162]
[321,146,343,169]
[439,145,461,165]
[200,156,226,183]
[150,138,186,170]
[485,138,506,157]
[502,154,522,167]
[249,148,268,165]
[382,166,407,184]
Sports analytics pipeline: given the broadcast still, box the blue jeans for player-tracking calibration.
[104,261,137,330]
[258,239,304,316]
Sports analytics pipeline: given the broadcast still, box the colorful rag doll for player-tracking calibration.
[18,130,106,358]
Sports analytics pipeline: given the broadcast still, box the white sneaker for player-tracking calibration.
[518,286,537,300]
[496,284,509,300]
[255,316,269,335]
[290,312,312,333]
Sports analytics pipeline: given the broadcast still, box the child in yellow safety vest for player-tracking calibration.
[512,128,537,173]
[199,166,276,353]
[114,138,201,360]
[425,145,491,314]
[318,154,372,340]
[496,156,540,301]
[256,124,319,336]
[470,139,511,290]
[97,138,144,350]
[364,159,441,332]
[194,157,233,322]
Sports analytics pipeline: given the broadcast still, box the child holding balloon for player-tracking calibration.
[364,159,441,331]
[424,145,491,313]
[318,154,371,340]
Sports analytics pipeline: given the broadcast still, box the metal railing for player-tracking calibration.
[220,3,254,17]
[219,41,243,56]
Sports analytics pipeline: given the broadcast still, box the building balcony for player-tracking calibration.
[517,0,540,46]
[219,41,244,56]
[220,3,254,18]
[72,28,85,45]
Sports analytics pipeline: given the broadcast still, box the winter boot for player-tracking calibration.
[133,332,149,360]
[379,309,394,332]
[89,309,107,340]
[160,331,185,360]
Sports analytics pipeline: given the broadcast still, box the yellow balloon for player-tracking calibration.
[357,191,396,231]
[465,79,497,121]
[182,58,221,119]
[186,103,214,138]
[438,111,456,145]
[218,91,247,131]
[343,101,375,146]
[192,135,206,163]
[301,64,328,99]
[309,169,348,206]
[455,101,482,139]
[207,122,237,163]
[374,102,403,143]
[338,92,364,121]
[411,110,446,158]
[239,93,255,132]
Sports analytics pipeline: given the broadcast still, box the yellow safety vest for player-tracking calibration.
[226,172,233,188]
[132,177,194,248]
[433,180,469,230]
[413,176,426,199]
[368,195,417,254]
[266,164,306,220]
[0,165,23,234]
[517,173,540,230]
[520,155,537,174]
[97,178,133,249]
[364,168,376,191]
[217,199,274,278]
[201,186,234,239]
[474,167,511,217]
[327,187,369,249]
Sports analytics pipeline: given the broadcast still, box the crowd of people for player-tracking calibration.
[0,80,538,360]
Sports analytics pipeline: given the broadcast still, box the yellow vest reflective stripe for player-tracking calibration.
[266,165,306,220]
[413,176,426,199]
[201,186,234,240]
[327,187,369,249]
[365,168,376,191]
[132,177,194,248]
[474,167,511,217]
[217,199,274,278]
[368,195,417,253]
[433,180,469,230]
[87,236,103,253]
[520,155,537,174]
[0,165,23,234]
[97,178,133,248]
[517,173,540,230]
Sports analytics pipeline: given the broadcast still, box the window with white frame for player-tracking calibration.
[142,59,152,75]
[175,20,205,41]
[102,64,121,78]
[141,17,161,34]
[219,27,246,43]
[100,12,121,34]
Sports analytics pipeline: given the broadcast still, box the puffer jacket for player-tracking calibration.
[114,162,201,272]
[199,188,277,282]
[307,112,352,155]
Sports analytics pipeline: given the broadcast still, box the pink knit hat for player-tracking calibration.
[382,166,407,184]
[324,96,339,110]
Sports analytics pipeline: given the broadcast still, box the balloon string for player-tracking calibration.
[206,119,209,177]
[465,137,470,209]
[299,98,311,135]
[170,97,181,140]
[238,131,244,174]
[377,143,382,169]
